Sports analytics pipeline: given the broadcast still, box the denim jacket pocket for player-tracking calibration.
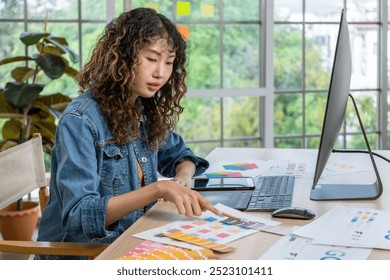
[100,144,129,190]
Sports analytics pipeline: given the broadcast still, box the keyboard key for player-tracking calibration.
[246,175,295,212]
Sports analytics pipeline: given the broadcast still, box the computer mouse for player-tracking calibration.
[271,207,316,220]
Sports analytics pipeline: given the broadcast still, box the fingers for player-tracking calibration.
[174,190,203,217]
[199,197,221,215]
[159,180,213,217]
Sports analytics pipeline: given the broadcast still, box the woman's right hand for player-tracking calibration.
[153,179,221,217]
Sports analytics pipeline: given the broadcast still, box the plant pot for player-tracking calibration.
[0,201,39,241]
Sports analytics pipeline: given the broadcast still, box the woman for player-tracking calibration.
[35,7,219,260]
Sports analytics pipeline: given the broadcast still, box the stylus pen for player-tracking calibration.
[220,211,249,224]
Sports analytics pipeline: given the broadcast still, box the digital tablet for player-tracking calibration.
[191,177,255,191]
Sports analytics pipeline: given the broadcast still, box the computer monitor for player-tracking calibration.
[310,9,383,200]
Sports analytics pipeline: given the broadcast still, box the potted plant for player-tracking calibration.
[0,25,79,240]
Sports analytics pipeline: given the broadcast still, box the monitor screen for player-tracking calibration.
[310,9,383,200]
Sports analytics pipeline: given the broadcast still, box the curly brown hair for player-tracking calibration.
[77,8,187,150]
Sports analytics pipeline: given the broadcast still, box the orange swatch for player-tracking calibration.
[164,231,235,253]
[117,245,216,260]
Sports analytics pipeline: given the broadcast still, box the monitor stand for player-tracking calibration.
[310,94,383,200]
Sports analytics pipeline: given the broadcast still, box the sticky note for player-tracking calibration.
[201,3,214,17]
[177,26,190,40]
[177,2,191,16]
[145,3,159,12]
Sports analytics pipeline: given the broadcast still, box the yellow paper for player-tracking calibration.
[145,3,159,12]
[177,1,191,16]
[201,3,214,17]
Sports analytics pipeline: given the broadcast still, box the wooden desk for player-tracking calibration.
[96,148,390,260]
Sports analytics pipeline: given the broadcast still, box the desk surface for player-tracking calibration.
[96,147,390,260]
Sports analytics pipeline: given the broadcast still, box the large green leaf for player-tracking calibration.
[3,82,44,108]
[11,66,35,82]
[0,56,33,66]
[36,93,72,109]
[33,53,66,79]
[1,118,22,141]
[0,91,21,118]
[46,36,80,63]
[64,66,79,78]
[30,116,56,140]
[41,45,63,56]
[19,31,49,46]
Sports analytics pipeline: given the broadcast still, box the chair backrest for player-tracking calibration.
[0,134,47,210]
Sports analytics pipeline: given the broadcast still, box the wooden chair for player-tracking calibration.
[0,133,109,259]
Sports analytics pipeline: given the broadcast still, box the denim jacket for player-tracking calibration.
[35,91,209,260]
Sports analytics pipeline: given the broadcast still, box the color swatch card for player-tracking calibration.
[264,160,313,178]
[203,160,268,178]
[117,240,217,260]
[133,204,282,251]
[293,205,390,250]
[164,231,235,253]
[259,235,372,260]
[263,159,370,178]
[133,206,260,250]
[215,203,281,232]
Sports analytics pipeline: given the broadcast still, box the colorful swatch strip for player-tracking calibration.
[204,171,243,178]
[164,231,235,253]
[116,240,217,260]
[220,217,267,230]
[223,162,259,171]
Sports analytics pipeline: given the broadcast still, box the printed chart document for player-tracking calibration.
[133,203,281,250]
[292,205,390,250]
[203,159,370,179]
[259,235,372,260]
[202,160,268,178]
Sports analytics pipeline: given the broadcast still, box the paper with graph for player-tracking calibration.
[133,203,280,250]
[259,235,372,260]
[292,205,390,250]
[202,160,268,178]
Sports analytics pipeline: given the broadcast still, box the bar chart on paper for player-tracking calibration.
[203,160,268,178]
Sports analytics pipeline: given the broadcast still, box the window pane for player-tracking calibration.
[274,93,303,136]
[175,0,219,21]
[347,0,378,22]
[350,24,379,90]
[0,23,24,87]
[305,92,327,135]
[274,138,303,148]
[274,24,303,91]
[223,96,259,138]
[274,0,303,21]
[28,22,79,61]
[186,24,220,90]
[346,91,378,133]
[223,24,260,88]
[0,0,24,19]
[346,134,378,149]
[28,0,78,20]
[305,24,338,90]
[306,0,343,22]
[131,0,173,18]
[28,22,80,97]
[307,136,321,149]
[82,0,105,20]
[177,97,221,141]
[223,0,259,21]
[186,142,219,159]
[224,139,261,148]
[82,23,106,65]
